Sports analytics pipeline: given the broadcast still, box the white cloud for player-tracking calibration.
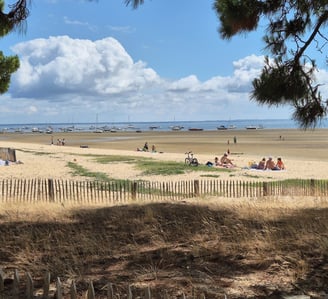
[12,36,160,99]
[4,36,311,123]
[108,25,135,34]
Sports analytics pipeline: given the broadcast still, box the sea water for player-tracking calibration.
[0,118,328,133]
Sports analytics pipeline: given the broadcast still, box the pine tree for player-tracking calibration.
[0,0,28,94]
[214,0,328,128]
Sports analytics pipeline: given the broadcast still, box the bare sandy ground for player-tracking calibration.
[0,128,328,182]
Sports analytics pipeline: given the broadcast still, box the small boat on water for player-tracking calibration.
[171,125,184,131]
[217,125,228,130]
[93,128,104,133]
[46,127,53,134]
[188,128,204,131]
[149,125,160,130]
[246,125,264,130]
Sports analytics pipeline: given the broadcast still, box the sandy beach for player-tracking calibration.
[0,128,328,182]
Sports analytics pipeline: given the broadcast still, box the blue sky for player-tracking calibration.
[1,0,327,124]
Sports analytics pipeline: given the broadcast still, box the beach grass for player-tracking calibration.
[0,198,328,298]
[1,129,328,297]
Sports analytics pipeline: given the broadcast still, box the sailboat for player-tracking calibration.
[93,114,103,133]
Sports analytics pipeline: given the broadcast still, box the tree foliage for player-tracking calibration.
[126,0,328,128]
[0,0,28,95]
[0,50,19,94]
[214,0,328,128]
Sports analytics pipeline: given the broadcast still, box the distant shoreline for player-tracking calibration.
[1,118,328,132]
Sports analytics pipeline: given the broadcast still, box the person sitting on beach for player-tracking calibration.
[206,157,222,167]
[220,153,235,167]
[214,157,222,166]
[276,157,286,170]
[257,158,266,170]
[143,142,149,151]
[151,144,156,153]
[264,156,279,170]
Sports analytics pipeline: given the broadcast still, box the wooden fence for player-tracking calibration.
[0,269,311,299]
[0,269,219,299]
[0,178,327,203]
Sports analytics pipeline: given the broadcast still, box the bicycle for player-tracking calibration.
[185,151,199,166]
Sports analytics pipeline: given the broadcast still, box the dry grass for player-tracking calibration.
[0,198,328,298]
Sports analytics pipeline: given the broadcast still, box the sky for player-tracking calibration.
[1,0,327,124]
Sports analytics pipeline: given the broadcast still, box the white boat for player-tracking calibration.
[246,125,264,130]
[126,124,136,129]
[149,125,160,130]
[171,125,184,131]
[46,127,53,134]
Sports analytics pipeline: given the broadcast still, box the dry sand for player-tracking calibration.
[0,128,328,182]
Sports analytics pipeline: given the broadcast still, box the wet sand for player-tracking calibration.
[0,128,327,182]
[1,128,327,160]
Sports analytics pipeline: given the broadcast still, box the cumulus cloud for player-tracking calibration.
[5,36,299,122]
[11,36,160,99]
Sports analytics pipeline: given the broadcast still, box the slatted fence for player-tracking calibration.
[0,269,206,299]
[0,178,327,203]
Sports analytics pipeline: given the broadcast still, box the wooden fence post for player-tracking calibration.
[56,277,62,299]
[107,283,114,299]
[13,269,19,299]
[132,182,137,200]
[263,182,268,197]
[43,271,50,299]
[48,179,55,202]
[128,285,133,299]
[145,285,151,299]
[26,272,34,299]
[70,280,77,299]
[194,180,200,197]
[311,179,315,196]
[87,281,95,299]
[0,269,4,299]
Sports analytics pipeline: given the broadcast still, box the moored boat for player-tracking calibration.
[188,128,204,131]
[246,124,264,130]
[171,125,184,131]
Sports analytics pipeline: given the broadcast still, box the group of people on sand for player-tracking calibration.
[206,152,236,168]
[206,153,286,171]
[137,142,157,153]
[250,156,285,171]
[51,136,66,146]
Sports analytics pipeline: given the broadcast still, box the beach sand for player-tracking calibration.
[0,128,327,182]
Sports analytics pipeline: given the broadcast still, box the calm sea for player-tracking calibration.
[0,118,328,133]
